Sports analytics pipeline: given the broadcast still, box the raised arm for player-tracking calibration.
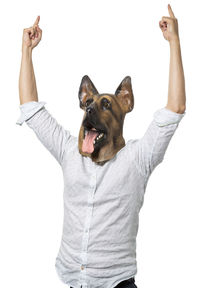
[159,4,186,114]
[17,17,74,167]
[19,16,42,105]
[128,5,186,180]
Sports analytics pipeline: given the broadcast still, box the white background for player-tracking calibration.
[0,0,199,287]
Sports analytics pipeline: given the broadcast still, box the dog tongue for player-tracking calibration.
[82,129,98,153]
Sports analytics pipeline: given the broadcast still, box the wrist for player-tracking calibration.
[169,36,180,47]
[22,45,33,56]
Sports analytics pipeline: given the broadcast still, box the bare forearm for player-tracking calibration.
[166,38,186,113]
[19,47,38,105]
[159,5,186,114]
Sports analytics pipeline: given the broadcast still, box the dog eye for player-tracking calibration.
[85,99,93,107]
[101,98,111,110]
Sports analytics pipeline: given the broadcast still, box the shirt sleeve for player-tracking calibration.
[128,107,186,180]
[16,101,73,166]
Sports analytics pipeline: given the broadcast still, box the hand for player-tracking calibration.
[159,4,179,43]
[22,16,42,51]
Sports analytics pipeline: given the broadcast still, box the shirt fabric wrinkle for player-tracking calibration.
[149,124,162,176]
[16,101,185,288]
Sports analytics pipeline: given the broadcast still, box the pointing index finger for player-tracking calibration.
[33,16,40,27]
[168,4,175,18]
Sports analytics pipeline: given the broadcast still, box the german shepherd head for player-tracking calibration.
[78,75,134,165]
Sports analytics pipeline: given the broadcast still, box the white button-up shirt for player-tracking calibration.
[16,101,185,288]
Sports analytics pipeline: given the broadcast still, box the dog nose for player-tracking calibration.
[86,106,95,115]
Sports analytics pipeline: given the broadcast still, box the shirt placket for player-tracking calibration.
[78,161,97,288]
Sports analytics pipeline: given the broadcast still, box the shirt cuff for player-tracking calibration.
[153,107,186,127]
[16,101,47,126]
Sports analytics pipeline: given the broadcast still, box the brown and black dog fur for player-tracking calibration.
[78,75,134,165]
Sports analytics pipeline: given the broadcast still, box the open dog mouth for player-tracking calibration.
[82,121,107,154]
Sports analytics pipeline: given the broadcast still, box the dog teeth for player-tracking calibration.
[97,133,104,140]
[94,133,104,144]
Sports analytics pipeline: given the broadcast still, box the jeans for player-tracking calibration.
[114,277,137,288]
[70,277,137,288]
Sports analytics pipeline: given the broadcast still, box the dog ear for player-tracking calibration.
[114,76,134,113]
[78,75,99,110]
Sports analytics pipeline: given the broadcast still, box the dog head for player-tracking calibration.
[78,75,134,165]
